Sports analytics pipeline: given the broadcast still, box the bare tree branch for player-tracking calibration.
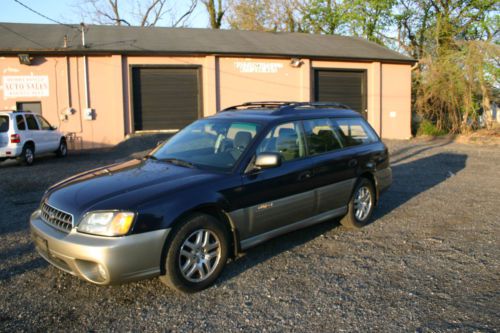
[172,0,197,27]
[75,0,195,27]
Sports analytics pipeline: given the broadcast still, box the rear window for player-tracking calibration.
[16,115,26,130]
[332,118,379,147]
[0,116,9,132]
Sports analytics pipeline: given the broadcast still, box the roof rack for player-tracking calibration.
[221,101,301,111]
[221,101,351,113]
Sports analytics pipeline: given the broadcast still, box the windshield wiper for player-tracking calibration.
[161,158,196,168]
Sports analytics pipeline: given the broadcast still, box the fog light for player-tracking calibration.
[97,264,108,280]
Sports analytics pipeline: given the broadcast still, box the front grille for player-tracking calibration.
[40,202,74,233]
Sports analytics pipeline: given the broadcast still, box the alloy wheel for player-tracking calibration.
[178,229,221,283]
[354,186,372,221]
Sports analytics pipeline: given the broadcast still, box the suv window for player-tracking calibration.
[0,116,9,132]
[25,114,40,130]
[16,115,26,130]
[36,115,52,130]
[303,118,344,155]
[257,121,306,162]
[333,118,378,147]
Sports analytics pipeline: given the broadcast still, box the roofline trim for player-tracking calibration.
[0,49,417,64]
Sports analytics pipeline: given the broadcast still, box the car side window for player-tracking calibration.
[25,114,40,130]
[332,118,378,147]
[256,121,306,162]
[0,116,9,132]
[16,115,26,130]
[302,118,344,155]
[36,115,52,130]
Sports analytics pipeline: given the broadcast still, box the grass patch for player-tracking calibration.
[417,119,448,136]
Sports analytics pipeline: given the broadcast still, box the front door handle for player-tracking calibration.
[348,159,358,168]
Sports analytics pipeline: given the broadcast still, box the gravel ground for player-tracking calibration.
[0,137,499,332]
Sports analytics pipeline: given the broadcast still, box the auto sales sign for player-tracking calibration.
[2,75,49,99]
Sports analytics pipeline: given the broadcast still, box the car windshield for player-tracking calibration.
[151,119,262,171]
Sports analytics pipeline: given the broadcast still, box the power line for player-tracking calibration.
[12,0,78,29]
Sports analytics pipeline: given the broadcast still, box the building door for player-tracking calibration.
[131,67,202,132]
[16,101,42,115]
[313,69,367,118]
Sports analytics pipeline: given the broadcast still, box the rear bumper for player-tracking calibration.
[30,210,170,285]
[0,145,22,158]
[375,166,392,194]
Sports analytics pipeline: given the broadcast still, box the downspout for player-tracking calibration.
[66,56,72,108]
[81,23,90,110]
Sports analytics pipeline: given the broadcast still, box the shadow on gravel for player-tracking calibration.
[220,218,341,284]
[389,138,454,164]
[0,257,47,282]
[372,152,467,221]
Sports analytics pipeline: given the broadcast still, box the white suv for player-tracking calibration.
[0,110,67,166]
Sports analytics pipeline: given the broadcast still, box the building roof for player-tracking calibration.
[0,22,414,63]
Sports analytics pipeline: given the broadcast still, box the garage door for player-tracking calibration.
[132,67,201,131]
[313,69,367,117]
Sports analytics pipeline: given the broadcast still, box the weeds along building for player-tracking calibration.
[0,23,414,148]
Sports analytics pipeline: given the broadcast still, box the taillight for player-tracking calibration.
[10,134,21,144]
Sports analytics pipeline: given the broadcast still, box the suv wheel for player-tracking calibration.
[56,139,68,157]
[160,213,229,293]
[340,178,375,228]
[18,144,35,166]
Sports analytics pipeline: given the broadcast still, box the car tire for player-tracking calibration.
[160,213,229,293]
[340,177,375,229]
[18,144,35,166]
[56,139,68,157]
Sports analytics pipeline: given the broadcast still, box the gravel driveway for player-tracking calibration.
[0,137,499,332]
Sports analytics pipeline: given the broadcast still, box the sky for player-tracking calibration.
[0,0,209,28]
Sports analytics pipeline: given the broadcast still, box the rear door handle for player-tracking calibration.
[298,170,313,181]
[348,159,358,168]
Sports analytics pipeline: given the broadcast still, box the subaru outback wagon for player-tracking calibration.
[30,102,391,292]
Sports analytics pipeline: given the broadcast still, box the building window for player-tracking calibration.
[16,101,42,115]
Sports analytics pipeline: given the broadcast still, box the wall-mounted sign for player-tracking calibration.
[2,75,49,99]
[235,62,284,73]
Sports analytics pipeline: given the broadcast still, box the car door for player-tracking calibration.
[24,114,42,151]
[231,121,316,244]
[302,118,358,214]
[36,115,59,152]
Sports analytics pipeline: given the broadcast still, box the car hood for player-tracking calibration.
[46,158,222,215]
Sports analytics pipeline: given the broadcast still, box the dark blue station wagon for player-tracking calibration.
[30,102,392,292]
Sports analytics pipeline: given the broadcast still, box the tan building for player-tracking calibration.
[0,23,414,149]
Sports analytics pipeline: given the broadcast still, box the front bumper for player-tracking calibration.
[30,210,170,285]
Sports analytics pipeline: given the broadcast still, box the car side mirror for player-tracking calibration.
[50,126,57,130]
[254,153,281,170]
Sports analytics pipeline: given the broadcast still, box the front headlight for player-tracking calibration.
[77,211,136,236]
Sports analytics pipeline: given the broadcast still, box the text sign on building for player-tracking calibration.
[235,62,284,73]
[2,75,49,98]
